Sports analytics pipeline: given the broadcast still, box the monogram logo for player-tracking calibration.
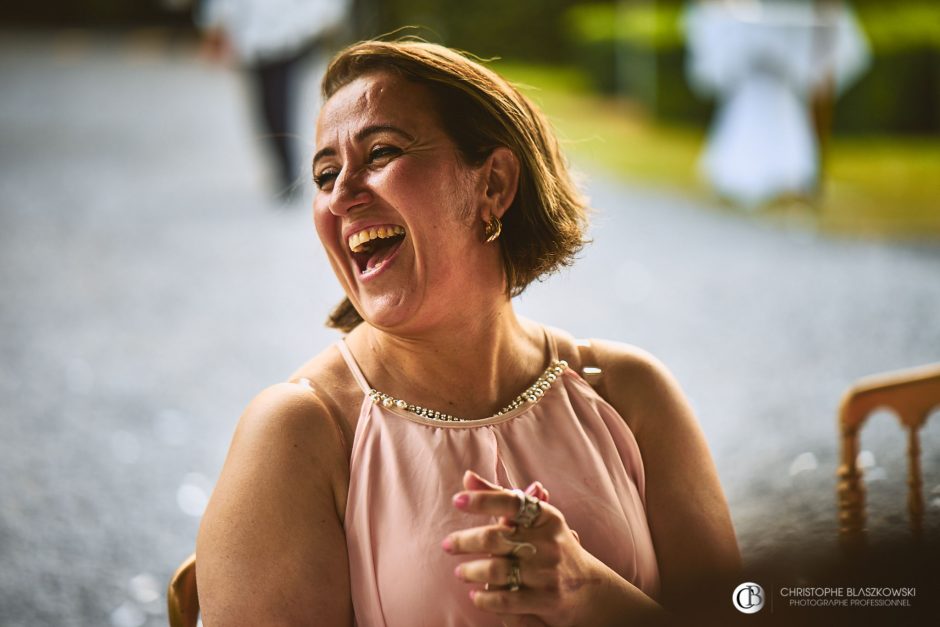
[732,582,765,614]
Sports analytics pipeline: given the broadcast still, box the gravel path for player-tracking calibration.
[1,30,938,626]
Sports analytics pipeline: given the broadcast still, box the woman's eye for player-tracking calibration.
[313,170,338,190]
[314,147,399,189]
[369,146,401,163]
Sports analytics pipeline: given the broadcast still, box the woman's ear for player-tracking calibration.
[479,147,520,222]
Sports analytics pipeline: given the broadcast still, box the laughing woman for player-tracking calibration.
[196,41,741,626]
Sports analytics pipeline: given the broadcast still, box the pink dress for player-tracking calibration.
[336,333,660,627]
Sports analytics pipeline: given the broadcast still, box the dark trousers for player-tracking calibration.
[250,46,312,190]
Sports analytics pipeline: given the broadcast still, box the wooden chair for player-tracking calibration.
[837,363,940,548]
[167,553,199,627]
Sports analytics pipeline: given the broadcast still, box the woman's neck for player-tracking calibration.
[347,303,548,420]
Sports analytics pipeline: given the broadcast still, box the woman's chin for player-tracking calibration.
[353,294,416,331]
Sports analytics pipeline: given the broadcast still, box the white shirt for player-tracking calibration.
[198,0,351,63]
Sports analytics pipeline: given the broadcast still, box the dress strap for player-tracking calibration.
[543,326,559,361]
[335,339,372,394]
[575,338,604,389]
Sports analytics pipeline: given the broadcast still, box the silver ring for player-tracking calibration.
[509,541,537,559]
[510,488,541,528]
[507,560,521,592]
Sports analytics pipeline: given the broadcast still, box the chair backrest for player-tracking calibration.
[167,553,199,627]
[837,363,940,548]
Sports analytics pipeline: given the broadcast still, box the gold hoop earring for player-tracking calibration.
[483,215,502,243]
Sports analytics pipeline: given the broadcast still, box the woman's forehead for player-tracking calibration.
[316,72,438,141]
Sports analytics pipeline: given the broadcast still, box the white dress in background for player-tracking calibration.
[683,1,870,208]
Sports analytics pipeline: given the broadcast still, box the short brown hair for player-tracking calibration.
[320,40,589,332]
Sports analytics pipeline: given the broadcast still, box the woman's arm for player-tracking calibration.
[591,340,742,610]
[196,383,352,626]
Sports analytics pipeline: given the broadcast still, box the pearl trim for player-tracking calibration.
[368,360,568,423]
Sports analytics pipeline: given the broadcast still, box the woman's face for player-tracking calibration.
[313,71,501,331]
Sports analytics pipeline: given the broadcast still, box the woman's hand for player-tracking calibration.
[442,470,616,627]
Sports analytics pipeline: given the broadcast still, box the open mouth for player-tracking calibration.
[348,225,406,275]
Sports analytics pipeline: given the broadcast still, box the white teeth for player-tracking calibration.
[348,225,405,252]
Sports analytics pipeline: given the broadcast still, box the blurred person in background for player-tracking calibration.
[684,0,869,209]
[196,0,351,196]
[196,41,741,626]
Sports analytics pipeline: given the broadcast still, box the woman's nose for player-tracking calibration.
[329,167,372,216]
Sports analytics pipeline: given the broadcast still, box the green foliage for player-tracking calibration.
[361,0,581,62]
[566,1,940,53]
[836,48,939,134]
[489,62,592,94]
[566,1,683,49]
[563,0,940,134]
[855,2,940,52]
[564,3,705,121]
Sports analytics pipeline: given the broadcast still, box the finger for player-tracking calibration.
[524,481,549,503]
[570,529,580,544]
[456,490,560,533]
[455,557,516,585]
[453,490,516,518]
[464,469,503,492]
[443,524,516,556]
[454,490,553,528]
[470,588,543,615]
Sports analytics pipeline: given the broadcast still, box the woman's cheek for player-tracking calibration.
[366,166,396,191]
[312,201,338,243]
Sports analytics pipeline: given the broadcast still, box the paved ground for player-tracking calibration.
[1,30,939,626]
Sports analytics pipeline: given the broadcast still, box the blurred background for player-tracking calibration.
[1,1,938,625]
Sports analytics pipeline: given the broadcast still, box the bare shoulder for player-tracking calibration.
[584,338,666,386]
[287,342,363,447]
[229,381,348,474]
[196,381,353,625]
[557,333,678,439]
[581,337,705,472]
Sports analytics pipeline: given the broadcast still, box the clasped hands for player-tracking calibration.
[442,470,600,627]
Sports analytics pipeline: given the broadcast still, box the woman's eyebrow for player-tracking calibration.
[356,124,415,143]
[313,124,415,167]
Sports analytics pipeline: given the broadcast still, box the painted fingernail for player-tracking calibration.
[441,537,454,553]
[454,565,462,579]
[453,493,470,509]
[469,589,478,601]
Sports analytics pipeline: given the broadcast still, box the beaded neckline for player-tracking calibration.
[368,359,568,423]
